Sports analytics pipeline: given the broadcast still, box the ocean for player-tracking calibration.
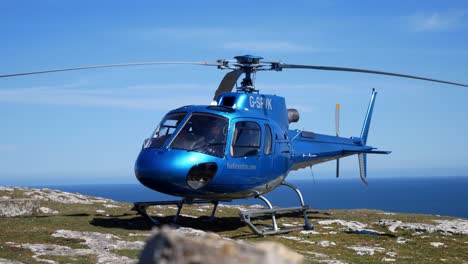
[41,176,468,218]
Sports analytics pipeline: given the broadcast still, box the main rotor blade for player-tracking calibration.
[0,61,222,78]
[278,63,468,88]
[213,70,243,100]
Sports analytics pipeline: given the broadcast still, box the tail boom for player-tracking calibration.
[289,88,389,183]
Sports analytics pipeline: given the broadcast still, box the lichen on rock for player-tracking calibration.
[377,219,468,235]
[0,199,40,217]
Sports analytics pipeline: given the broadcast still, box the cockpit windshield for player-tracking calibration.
[146,112,187,148]
[170,113,228,158]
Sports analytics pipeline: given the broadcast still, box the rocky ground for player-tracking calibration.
[0,187,467,263]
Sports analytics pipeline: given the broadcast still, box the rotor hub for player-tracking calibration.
[232,55,265,93]
[234,55,264,65]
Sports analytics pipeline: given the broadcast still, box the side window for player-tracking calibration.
[264,124,272,155]
[231,121,261,157]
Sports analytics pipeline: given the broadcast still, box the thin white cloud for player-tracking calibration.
[151,27,226,39]
[407,11,466,32]
[0,79,374,111]
[255,83,363,96]
[126,83,214,92]
[222,41,323,53]
[0,145,16,152]
[0,84,214,110]
[284,103,317,114]
[138,27,334,53]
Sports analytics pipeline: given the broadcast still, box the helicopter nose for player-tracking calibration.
[134,148,220,195]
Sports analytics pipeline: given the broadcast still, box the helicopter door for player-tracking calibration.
[226,120,262,184]
[261,124,274,179]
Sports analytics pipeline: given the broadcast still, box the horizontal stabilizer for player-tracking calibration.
[343,149,391,155]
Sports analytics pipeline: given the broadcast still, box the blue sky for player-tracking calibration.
[1,1,468,185]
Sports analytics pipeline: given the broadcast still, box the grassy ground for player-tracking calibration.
[0,188,467,264]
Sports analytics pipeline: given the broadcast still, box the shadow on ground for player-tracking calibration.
[89,210,331,235]
[89,214,245,232]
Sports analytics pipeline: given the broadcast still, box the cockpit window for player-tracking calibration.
[147,113,186,148]
[231,121,261,157]
[170,113,228,158]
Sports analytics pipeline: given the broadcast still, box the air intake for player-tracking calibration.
[287,109,300,123]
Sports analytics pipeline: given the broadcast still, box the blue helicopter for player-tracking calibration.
[2,55,467,235]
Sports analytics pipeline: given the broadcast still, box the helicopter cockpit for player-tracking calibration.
[145,112,228,158]
[145,112,186,149]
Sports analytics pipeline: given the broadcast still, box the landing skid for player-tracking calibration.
[132,199,219,225]
[133,182,313,236]
[239,182,313,235]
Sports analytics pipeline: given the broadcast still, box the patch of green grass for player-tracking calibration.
[44,254,98,264]
[0,243,36,264]
[112,249,142,259]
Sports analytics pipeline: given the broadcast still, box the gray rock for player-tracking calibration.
[139,227,303,264]
[347,246,385,256]
[377,219,468,235]
[7,229,144,264]
[0,199,40,217]
[318,219,385,236]
[318,220,367,230]
[22,188,113,204]
[52,229,144,251]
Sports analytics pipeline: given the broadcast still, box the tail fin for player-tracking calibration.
[360,88,378,145]
[359,88,377,185]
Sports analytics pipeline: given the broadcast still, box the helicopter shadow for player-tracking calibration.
[89,209,333,235]
[89,214,246,232]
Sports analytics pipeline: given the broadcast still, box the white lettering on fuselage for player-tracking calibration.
[249,96,273,110]
[227,163,257,170]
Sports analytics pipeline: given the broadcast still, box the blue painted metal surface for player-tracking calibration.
[361,89,378,145]
[234,55,264,63]
[134,89,390,200]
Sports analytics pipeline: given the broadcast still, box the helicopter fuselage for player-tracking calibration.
[135,92,292,200]
[134,91,377,200]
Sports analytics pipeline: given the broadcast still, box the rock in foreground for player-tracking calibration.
[139,227,303,264]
